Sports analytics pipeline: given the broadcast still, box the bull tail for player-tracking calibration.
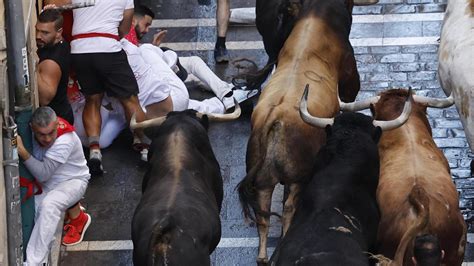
[392,185,430,265]
[237,158,281,223]
[147,215,174,266]
[237,159,264,222]
[245,59,276,91]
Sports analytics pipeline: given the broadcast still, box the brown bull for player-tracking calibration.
[359,89,466,266]
[237,0,360,264]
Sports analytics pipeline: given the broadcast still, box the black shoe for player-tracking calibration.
[214,46,230,64]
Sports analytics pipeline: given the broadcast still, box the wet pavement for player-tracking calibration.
[59,0,474,265]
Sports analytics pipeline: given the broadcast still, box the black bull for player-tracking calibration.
[251,0,358,100]
[270,111,381,266]
[131,110,223,266]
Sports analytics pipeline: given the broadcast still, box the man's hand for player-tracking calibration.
[152,30,168,47]
[16,135,31,161]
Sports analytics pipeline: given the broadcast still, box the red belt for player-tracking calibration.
[71,32,120,41]
[20,177,43,203]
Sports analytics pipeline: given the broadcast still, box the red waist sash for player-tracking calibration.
[71,32,120,41]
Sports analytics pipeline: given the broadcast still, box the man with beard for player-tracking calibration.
[127,5,257,115]
[17,107,91,265]
[122,5,257,159]
[36,9,74,124]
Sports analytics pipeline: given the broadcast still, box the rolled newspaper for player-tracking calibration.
[53,0,96,11]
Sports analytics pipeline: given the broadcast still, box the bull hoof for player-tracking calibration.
[257,258,268,266]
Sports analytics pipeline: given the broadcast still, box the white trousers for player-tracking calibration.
[169,80,225,114]
[179,56,234,100]
[26,179,88,265]
[72,100,126,148]
[137,48,226,114]
[188,97,226,114]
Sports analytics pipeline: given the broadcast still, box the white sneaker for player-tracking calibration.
[222,88,259,110]
[222,95,235,111]
[140,148,148,162]
[88,149,103,176]
[233,88,259,102]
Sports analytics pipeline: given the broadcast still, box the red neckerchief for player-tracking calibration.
[124,25,139,46]
[19,177,42,203]
[57,117,75,136]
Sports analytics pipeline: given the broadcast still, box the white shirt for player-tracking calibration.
[71,0,134,54]
[32,132,90,190]
[69,88,124,117]
[121,39,187,110]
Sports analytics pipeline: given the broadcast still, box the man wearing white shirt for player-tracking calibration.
[17,107,91,265]
[122,39,229,115]
[51,0,147,176]
[125,5,258,118]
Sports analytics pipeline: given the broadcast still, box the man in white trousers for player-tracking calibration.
[126,5,258,118]
[17,107,91,265]
[45,0,147,176]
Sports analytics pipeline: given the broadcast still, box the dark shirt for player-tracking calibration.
[37,40,74,124]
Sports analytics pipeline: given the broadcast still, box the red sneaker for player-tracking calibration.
[62,213,91,246]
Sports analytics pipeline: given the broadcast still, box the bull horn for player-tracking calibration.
[339,95,380,112]
[299,84,334,128]
[130,113,166,130]
[337,78,380,112]
[372,88,413,131]
[196,98,241,122]
[413,94,454,108]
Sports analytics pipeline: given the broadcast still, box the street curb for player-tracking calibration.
[49,214,64,266]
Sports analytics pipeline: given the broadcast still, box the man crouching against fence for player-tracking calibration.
[17,106,91,265]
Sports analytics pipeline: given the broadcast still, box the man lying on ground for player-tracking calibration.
[126,4,258,118]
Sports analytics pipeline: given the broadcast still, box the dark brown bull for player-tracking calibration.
[237,0,360,264]
[130,104,240,265]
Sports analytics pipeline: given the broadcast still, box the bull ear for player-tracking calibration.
[200,114,209,131]
[144,127,155,141]
[369,103,376,117]
[372,126,382,143]
[288,1,302,17]
[325,124,332,137]
[344,0,355,17]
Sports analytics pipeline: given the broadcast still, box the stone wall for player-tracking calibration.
[354,0,474,228]
[354,0,447,14]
